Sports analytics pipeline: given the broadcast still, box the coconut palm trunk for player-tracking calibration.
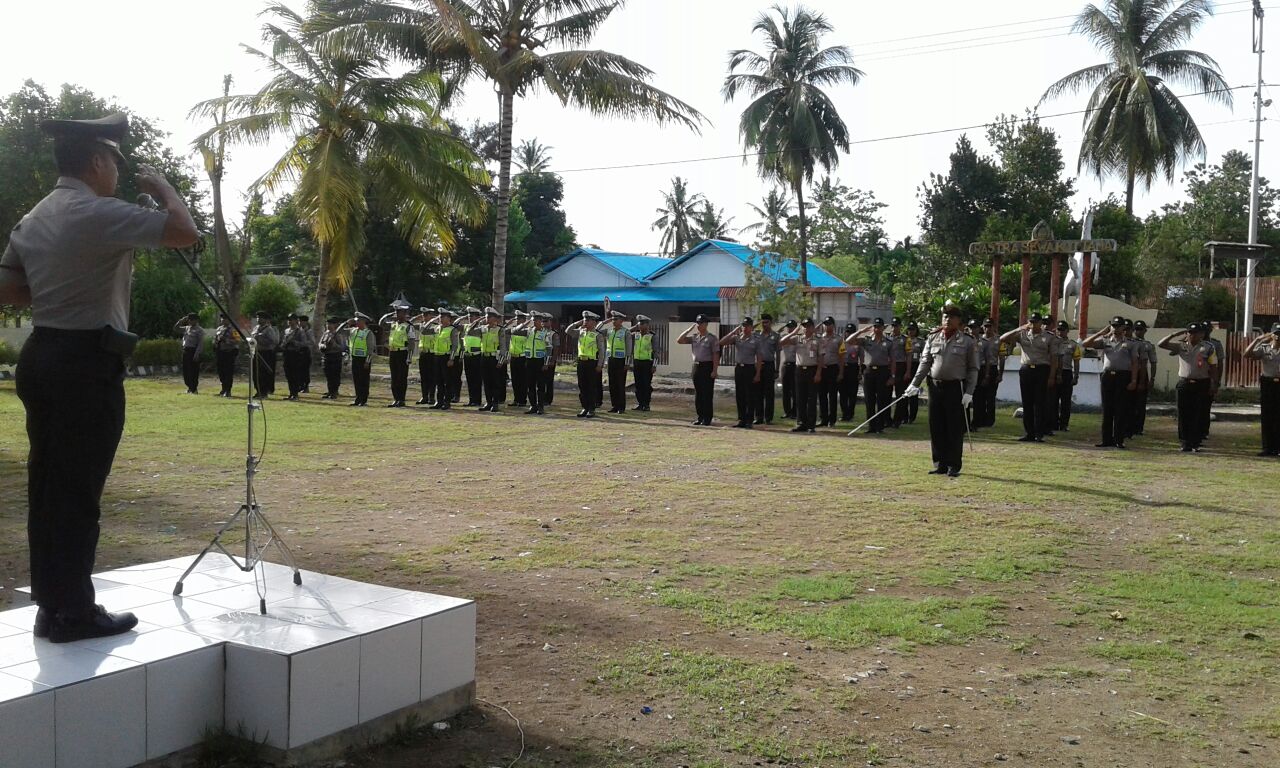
[493,88,515,313]
[793,175,809,286]
[313,243,333,321]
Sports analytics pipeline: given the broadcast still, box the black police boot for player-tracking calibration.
[48,605,138,644]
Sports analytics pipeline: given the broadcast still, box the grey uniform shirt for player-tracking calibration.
[781,339,797,364]
[1135,339,1157,376]
[859,336,894,368]
[2,177,169,330]
[213,325,239,352]
[732,332,762,366]
[252,324,280,352]
[176,323,205,351]
[1165,340,1217,379]
[912,330,980,393]
[818,334,842,366]
[1014,330,1057,366]
[1055,336,1081,371]
[319,329,347,356]
[979,336,999,368]
[757,330,781,367]
[282,326,308,352]
[686,331,717,363]
[792,335,821,366]
[890,333,909,364]
[1252,344,1280,378]
[1096,337,1138,372]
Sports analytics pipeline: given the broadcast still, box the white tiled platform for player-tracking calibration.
[0,557,476,768]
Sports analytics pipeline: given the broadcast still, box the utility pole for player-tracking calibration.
[1245,0,1265,335]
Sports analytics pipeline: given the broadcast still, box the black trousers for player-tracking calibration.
[526,358,546,410]
[795,365,817,428]
[577,359,601,412]
[449,354,463,401]
[734,365,756,424]
[1055,369,1075,430]
[541,364,556,405]
[863,366,892,432]
[283,349,304,396]
[510,357,527,405]
[463,354,482,404]
[1018,365,1050,437]
[839,364,861,421]
[181,346,200,392]
[979,366,999,427]
[419,353,435,402]
[482,355,503,406]
[693,361,714,423]
[351,356,371,404]
[1100,370,1132,444]
[300,347,312,389]
[755,361,776,422]
[434,355,454,407]
[891,367,910,425]
[781,362,796,417]
[498,361,509,403]
[634,359,654,408]
[254,349,277,397]
[1132,384,1150,434]
[608,357,628,410]
[927,379,966,472]
[1261,376,1280,455]
[1176,377,1210,449]
[323,353,343,396]
[388,349,409,403]
[818,365,838,424]
[216,348,237,395]
[17,329,126,615]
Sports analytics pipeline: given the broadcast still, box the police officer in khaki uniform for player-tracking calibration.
[318,316,347,399]
[838,322,862,422]
[251,312,281,399]
[905,305,979,477]
[507,310,529,407]
[720,317,763,428]
[780,319,799,418]
[755,314,781,424]
[999,312,1059,442]
[213,313,240,397]
[816,317,842,427]
[173,312,205,394]
[1245,324,1280,456]
[677,314,719,425]
[1158,323,1219,452]
[1083,316,1140,448]
[889,317,912,427]
[1131,320,1157,436]
[1053,320,1082,432]
[1,113,197,641]
[566,310,608,418]
[974,320,999,428]
[281,313,309,400]
[847,318,895,433]
[780,318,821,432]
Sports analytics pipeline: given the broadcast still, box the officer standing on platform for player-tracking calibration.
[318,316,347,399]
[631,315,656,411]
[780,319,799,419]
[1244,324,1280,456]
[838,322,862,422]
[174,312,205,394]
[780,318,820,433]
[603,310,633,413]
[428,307,460,409]
[414,307,438,405]
[677,314,719,426]
[847,318,895,434]
[754,314,780,424]
[721,317,763,428]
[251,312,280,399]
[1053,320,1082,432]
[1158,323,1219,452]
[339,312,374,406]
[460,307,484,406]
[1083,317,1139,448]
[999,312,1059,442]
[213,313,240,397]
[508,310,529,408]
[566,310,607,418]
[889,318,911,427]
[280,313,308,400]
[1132,320,1157,436]
[1,112,198,641]
[905,305,979,477]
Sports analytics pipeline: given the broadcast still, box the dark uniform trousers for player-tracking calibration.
[1176,377,1209,449]
[979,365,999,427]
[323,352,343,397]
[463,354,483,404]
[1099,370,1131,444]
[754,361,776,422]
[498,362,509,404]
[819,365,839,424]
[863,366,892,431]
[283,349,304,396]
[634,359,654,409]
[388,350,409,403]
[540,365,556,405]
[482,355,502,406]
[781,361,796,417]
[1131,384,1150,435]
[449,353,463,401]
[17,329,126,615]
[434,355,454,408]
[254,349,277,397]
[351,356,372,405]
[734,364,756,424]
[577,358,600,412]
[181,346,200,392]
[300,347,312,391]
[1055,369,1075,430]
[216,349,238,395]
[510,357,527,405]
[795,365,818,429]
[608,357,628,410]
[891,367,910,426]
[693,361,715,423]
[927,378,966,472]
[1261,375,1280,455]
[839,364,860,421]
[525,358,546,410]
[1018,365,1050,437]
[419,352,435,403]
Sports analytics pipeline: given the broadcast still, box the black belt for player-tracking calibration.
[1024,364,1039,369]
[31,327,100,340]
[578,357,597,362]
[1181,377,1206,383]
[798,365,817,370]
[735,363,754,368]
[1104,370,1128,376]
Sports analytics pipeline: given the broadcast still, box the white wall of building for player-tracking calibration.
[648,248,743,287]
[539,257,641,288]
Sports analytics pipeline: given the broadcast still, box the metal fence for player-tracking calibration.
[1223,331,1262,388]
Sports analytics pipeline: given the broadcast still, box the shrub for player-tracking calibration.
[0,339,17,365]
[131,339,183,367]
[241,275,302,323]
[130,255,208,339]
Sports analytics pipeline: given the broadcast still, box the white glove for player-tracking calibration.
[904,384,921,398]
[961,393,973,406]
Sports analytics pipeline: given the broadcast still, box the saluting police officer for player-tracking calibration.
[1244,324,1280,456]
[974,320,999,428]
[522,311,555,414]
[755,314,780,424]
[478,306,507,411]
[905,321,923,423]
[780,319,799,419]
[817,317,842,427]
[677,314,719,426]
[429,307,460,409]
[1,113,198,641]
[566,310,607,418]
[318,316,347,399]
[721,317,763,428]
[1158,322,1219,452]
[1083,316,1140,448]
[414,307,438,405]
[508,310,529,407]
[1053,320,1082,432]
[838,322,862,422]
[905,305,979,477]
[340,312,375,406]
[889,317,912,427]
[174,312,205,394]
[603,310,633,413]
[298,315,315,393]
[1131,320,1157,436]
[379,300,413,407]
[1202,320,1225,440]
[251,312,281,399]
[281,313,308,400]
[213,313,240,397]
[780,318,821,432]
[999,312,1059,442]
[848,318,895,434]
[460,306,484,406]
[632,314,656,411]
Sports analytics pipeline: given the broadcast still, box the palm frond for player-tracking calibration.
[534,3,621,45]
[1040,62,1116,104]
[535,49,707,130]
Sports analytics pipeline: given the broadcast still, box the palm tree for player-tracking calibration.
[741,187,794,251]
[515,138,553,174]
[723,4,863,285]
[651,177,705,255]
[694,200,736,242]
[314,0,705,311]
[191,2,488,321]
[1040,0,1231,215]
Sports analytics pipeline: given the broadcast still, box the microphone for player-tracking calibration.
[136,193,160,210]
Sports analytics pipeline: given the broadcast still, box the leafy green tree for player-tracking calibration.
[809,255,869,287]
[919,134,1004,260]
[724,4,863,285]
[895,263,1044,333]
[693,200,736,242]
[514,170,577,266]
[515,138,553,174]
[129,255,209,339]
[984,113,1075,231]
[1041,0,1231,214]
[318,0,704,311]
[448,194,537,308]
[741,188,794,252]
[652,177,704,255]
[241,274,302,321]
[192,1,488,322]
[808,177,888,260]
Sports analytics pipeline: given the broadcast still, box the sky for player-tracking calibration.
[3,0,1277,255]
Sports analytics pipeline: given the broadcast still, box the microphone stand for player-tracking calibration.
[168,236,302,615]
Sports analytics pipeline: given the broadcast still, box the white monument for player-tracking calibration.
[1062,209,1099,328]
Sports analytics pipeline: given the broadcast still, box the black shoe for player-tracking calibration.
[1096,442,1116,448]
[790,426,808,433]
[465,401,481,407]
[489,405,500,412]
[584,411,596,418]
[928,468,948,475]
[742,423,753,429]
[33,607,51,638]
[416,398,429,405]
[754,419,764,425]
[1115,443,1127,449]
[692,420,704,426]
[947,469,961,478]
[579,410,589,418]
[631,405,644,411]
[439,403,449,410]
[48,605,138,644]
[527,407,539,414]
[349,401,361,407]
[1017,435,1036,442]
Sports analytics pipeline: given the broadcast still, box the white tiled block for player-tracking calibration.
[420,603,476,700]
[0,679,55,768]
[55,667,147,768]
[0,604,41,632]
[145,646,224,760]
[127,595,230,629]
[289,639,360,748]
[178,611,292,644]
[86,627,219,661]
[224,643,290,749]
[359,620,422,723]
[0,622,24,639]
[95,564,187,586]
[2,647,135,687]
[372,591,471,619]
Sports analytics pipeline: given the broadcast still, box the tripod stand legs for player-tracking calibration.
[173,502,303,615]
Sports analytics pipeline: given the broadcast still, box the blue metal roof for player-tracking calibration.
[646,239,847,287]
[540,248,670,284]
[504,286,719,304]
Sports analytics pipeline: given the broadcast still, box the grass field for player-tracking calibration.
[1,375,1278,767]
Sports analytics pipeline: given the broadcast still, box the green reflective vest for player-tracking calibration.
[528,329,550,358]
[607,329,628,358]
[509,333,527,357]
[463,329,482,355]
[350,328,371,357]
[481,326,500,355]
[578,330,600,360]
[634,333,653,362]
[388,322,409,351]
[419,326,435,355]
[434,326,454,355]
